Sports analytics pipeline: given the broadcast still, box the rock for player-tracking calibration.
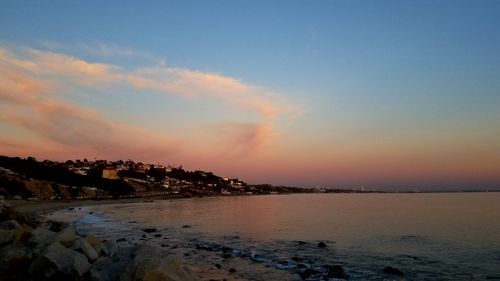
[72,237,99,261]
[228,268,236,273]
[49,221,66,232]
[214,263,221,269]
[300,268,320,279]
[29,227,56,255]
[383,266,404,276]
[221,253,231,259]
[53,226,78,246]
[182,225,191,228]
[29,242,90,279]
[87,245,200,281]
[85,235,109,256]
[0,220,23,246]
[87,247,135,281]
[154,234,162,238]
[23,180,54,200]
[317,242,327,248]
[326,265,347,279]
[3,246,33,269]
[105,239,118,255]
[142,228,157,233]
[117,238,127,242]
[297,241,307,245]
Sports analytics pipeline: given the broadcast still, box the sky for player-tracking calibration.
[0,1,499,190]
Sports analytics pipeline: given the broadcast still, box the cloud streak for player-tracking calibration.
[0,46,297,162]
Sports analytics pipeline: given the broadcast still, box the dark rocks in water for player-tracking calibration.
[401,254,420,260]
[154,234,162,238]
[317,242,327,248]
[195,244,214,252]
[142,228,157,233]
[161,244,168,247]
[297,241,307,245]
[116,238,127,242]
[326,265,348,279]
[384,266,404,276]
[221,246,232,253]
[89,212,93,215]
[221,253,231,259]
[215,263,221,269]
[141,234,146,238]
[296,263,307,269]
[182,225,191,229]
[184,253,190,256]
[228,268,236,273]
[291,256,303,262]
[300,268,320,279]
[68,207,74,211]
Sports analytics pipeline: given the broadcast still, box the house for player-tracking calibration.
[102,168,119,179]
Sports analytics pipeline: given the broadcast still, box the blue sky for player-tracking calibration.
[1,1,499,189]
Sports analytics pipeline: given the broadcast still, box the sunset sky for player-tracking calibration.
[1,1,499,190]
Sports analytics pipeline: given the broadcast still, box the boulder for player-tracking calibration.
[317,242,327,248]
[122,246,200,281]
[326,265,347,279]
[3,246,33,269]
[86,247,135,281]
[29,227,56,255]
[29,241,90,280]
[104,239,118,256]
[0,220,23,246]
[85,235,109,256]
[72,237,99,261]
[53,226,78,246]
[87,245,199,281]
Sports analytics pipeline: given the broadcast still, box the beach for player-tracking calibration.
[4,193,500,280]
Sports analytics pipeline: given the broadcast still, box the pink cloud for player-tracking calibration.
[0,46,297,163]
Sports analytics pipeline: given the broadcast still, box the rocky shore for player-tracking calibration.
[0,198,200,281]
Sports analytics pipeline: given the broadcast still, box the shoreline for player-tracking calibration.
[2,198,245,281]
[9,190,500,215]
[8,197,256,281]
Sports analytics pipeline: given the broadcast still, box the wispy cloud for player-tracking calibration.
[212,122,275,157]
[42,41,155,60]
[0,46,298,161]
[0,50,181,161]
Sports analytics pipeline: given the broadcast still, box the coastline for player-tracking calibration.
[6,198,251,281]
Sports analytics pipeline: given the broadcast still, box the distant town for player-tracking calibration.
[0,155,494,201]
[0,155,334,201]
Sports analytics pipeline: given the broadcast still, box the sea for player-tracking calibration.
[47,193,500,280]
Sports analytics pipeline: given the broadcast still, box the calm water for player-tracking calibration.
[49,193,500,280]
